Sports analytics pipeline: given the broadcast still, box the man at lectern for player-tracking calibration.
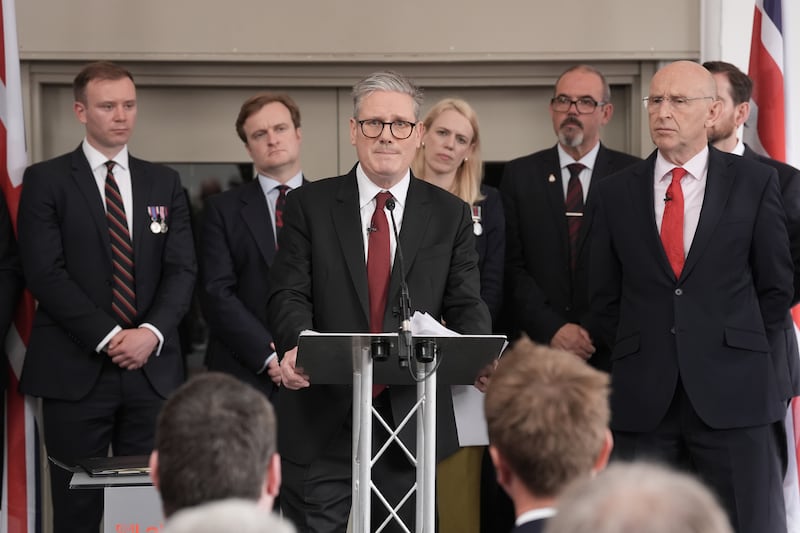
[267,70,491,532]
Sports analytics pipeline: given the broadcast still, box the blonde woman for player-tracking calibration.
[412,98,505,533]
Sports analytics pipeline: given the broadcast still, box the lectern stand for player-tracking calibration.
[297,332,505,533]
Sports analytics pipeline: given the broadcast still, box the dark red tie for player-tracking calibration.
[274,185,289,238]
[565,163,586,271]
[104,161,137,326]
[367,191,392,396]
[661,167,687,277]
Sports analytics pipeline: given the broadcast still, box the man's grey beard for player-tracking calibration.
[559,129,584,148]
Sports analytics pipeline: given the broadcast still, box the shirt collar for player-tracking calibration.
[732,138,746,156]
[557,141,601,171]
[82,139,129,172]
[655,145,709,183]
[356,163,410,209]
[515,507,557,526]
[257,170,304,195]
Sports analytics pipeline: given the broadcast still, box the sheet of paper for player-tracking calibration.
[410,312,489,446]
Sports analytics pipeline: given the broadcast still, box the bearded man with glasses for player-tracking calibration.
[267,70,490,532]
[501,64,640,372]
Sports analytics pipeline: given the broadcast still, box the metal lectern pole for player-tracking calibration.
[353,345,373,532]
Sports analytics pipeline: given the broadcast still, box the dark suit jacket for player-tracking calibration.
[200,178,305,398]
[512,518,548,533]
[475,185,505,327]
[590,147,793,432]
[17,146,196,400]
[267,167,491,464]
[0,192,23,391]
[502,144,640,371]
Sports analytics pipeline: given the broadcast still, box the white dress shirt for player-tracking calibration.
[257,170,304,244]
[356,164,410,266]
[557,142,601,202]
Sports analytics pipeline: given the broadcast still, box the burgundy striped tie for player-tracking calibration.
[565,163,586,271]
[274,184,289,238]
[105,161,137,326]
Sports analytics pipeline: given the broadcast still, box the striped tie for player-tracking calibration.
[565,163,586,272]
[105,161,137,326]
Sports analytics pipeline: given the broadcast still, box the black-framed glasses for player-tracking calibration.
[642,95,715,111]
[357,119,417,139]
[550,95,607,114]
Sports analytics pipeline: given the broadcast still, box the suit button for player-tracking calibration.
[670,327,676,334]
[565,306,571,312]
[674,288,683,296]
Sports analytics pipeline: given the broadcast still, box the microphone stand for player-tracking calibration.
[385,197,413,368]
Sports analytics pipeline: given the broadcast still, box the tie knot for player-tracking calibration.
[376,191,393,210]
[276,184,290,195]
[567,163,586,179]
[670,167,687,184]
[105,161,116,173]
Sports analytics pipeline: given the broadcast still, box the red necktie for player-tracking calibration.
[104,161,137,326]
[565,163,586,272]
[661,167,687,277]
[367,191,392,396]
[274,185,289,238]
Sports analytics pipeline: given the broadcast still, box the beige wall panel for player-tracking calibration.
[19,0,699,61]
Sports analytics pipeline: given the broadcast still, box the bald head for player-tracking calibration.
[646,61,721,165]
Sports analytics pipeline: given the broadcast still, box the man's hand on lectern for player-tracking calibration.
[280,346,310,390]
[474,359,498,393]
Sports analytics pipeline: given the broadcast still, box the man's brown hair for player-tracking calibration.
[235,93,302,143]
[485,338,610,498]
[154,372,277,517]
[73,61,134,103]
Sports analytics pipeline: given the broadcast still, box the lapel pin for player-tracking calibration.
[548,174,556,183]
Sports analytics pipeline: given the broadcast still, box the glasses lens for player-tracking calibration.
[390,121,413,139]
[576,99,598,113]
[361,120,383,138]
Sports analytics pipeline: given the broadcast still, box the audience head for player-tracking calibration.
[645,60,721,165]
[485,338,612,512]
[235,93,303,181]
[702,61,753,151]
[550,65,613,158]
[163,499,296,533]
[149,372,280,517]
[350,71,424,189]
[412,97,483,204]
[73,61,137,158]
[544,462,734,533]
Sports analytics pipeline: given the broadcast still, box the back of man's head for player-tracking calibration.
[702,60,753,105]
[544,462,733,533]
[485,338,611,501]
[163,499,296,533]
[150,372,279,517]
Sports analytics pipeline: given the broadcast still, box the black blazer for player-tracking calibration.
[474,184,505,327]
[17,147,197,400]
[590,147,793,431]
[512,518,548,533]
[267,166,491,464]
[0,192,23,391]
[200,178,305,398]
[502,144,640,370]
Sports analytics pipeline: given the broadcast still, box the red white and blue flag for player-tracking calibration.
[0,0,38,532]
[746,1,800,531]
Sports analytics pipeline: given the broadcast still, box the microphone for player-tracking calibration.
[664,195,672,203]
[385,197,413,368]
[367,225,377,233]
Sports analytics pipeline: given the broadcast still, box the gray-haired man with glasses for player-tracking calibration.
[267,70,490,532]
[501,64,640,371]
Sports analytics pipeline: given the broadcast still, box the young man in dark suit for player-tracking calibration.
[485,339,612,533]
[267,71,491,532]
[200,93,306,398]
[17,61,196,533]
[590,60,792,533]
[502,65,640,372]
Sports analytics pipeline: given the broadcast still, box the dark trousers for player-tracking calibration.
[612,379,787,533]
[43,359,164,533]
[281,390,419,533]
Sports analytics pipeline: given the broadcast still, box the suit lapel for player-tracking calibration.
[71,148,112,264]
[576,145,612,257]
[130,156,154,290]
[681,147,733,281]
[385,176,432,319]
[240,181,277,266]
[332,171,370,323]
[542,147,570,263]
